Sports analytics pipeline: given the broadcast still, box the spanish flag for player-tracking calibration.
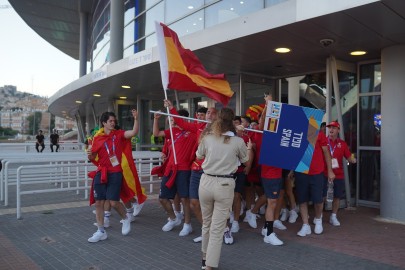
[155,22,234,106]
[88,128,147,205]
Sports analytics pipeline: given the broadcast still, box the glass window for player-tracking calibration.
[145,33,157,49]
[170,10,204,37]
[146,0,161,10]
[265,0,288,8]
[359,96,381,147]
[359,150,380,202]
[360,63,381,93]
[93,41,110,70]
[145,2,164,36]
[124,45,134,58]
[205,0,263,28]
[124,4,135,25]
[124,21,135,50]
[165,0,204,23]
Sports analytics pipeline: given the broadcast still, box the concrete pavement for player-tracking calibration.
[1,195,404,270]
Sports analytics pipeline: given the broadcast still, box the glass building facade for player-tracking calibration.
[90,0,288,71]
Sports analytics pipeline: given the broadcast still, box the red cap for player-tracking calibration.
[326,121,340,129]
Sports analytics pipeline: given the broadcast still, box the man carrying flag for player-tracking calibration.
[87,110,146,243]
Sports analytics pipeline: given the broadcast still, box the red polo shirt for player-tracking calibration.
[324,137,351,179]
[308,131,328,175]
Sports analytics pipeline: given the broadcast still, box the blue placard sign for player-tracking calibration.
[259,101,325,173]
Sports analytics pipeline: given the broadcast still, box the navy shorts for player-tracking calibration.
[323,177,345,199]
[189,170,203,199]
[234,171,246,194]
[295,172,324,204]
[93,171,122,201]
[159,170,191,199]
[261,178,283,199]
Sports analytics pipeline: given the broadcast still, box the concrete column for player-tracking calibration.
[109,0,124,63]
[79,11,88,77]
[381,45,405,222]
[286,76,304,105]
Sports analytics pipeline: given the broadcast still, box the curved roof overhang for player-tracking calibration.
[11,0,405,118]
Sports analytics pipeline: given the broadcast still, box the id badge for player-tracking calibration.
[331,158,339,169]
[109,155,120,167]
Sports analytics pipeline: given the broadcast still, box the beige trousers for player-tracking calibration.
[199,174,235,268]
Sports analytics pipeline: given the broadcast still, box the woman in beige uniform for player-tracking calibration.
[196,108,251,270]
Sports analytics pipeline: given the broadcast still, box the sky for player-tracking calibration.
[0,1,78,98]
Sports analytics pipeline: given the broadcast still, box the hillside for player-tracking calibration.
[0,85,48,111]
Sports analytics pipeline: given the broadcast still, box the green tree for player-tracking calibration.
[26,111,42,135]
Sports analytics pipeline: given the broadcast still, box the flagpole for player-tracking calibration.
[163,88,178,164]
[150,110,263,134]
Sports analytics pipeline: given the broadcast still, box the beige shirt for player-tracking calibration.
[196,134,249,175]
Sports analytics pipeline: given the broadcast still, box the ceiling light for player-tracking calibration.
[93,93,101,97]
[188,5,194,9]
[121,85,131,89]
[193,23,196,26]
[350,51,367,56]
[240,1,244,4]
[199,17,202,21]
[230,7,234,11]
[75,100,82,104]
[275,47,291,53]
[119,96,127,100]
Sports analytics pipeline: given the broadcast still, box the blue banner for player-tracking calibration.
[259,101,325,173]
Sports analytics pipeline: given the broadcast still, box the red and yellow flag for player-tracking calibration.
[88,128,147,205]
[156,22,234,106]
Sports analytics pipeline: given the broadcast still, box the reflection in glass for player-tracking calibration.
[166,0,204,23]
[265,0,288,7]
[205,0,263,28]
[359,150,380,202]
[360,63,381,93]
[359,96,381,147]
[170,11,204,37]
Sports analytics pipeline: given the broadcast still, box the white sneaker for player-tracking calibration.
[127,212,135,222]
[179,223,193,236]
[229,211,234,224]
[314,218,323,234]
[88,230,107,243]
[193,235,202,243]
[133,202,144,217]
[288,210,299,223]
[245,210,257,228]
[329,215,341,226]
[261,227,267,236]
[175,211,184,221]
[297,224,312,237]
[280,208,289,221]
[223,227,234,245]
[162,217,181,232]
[230,221,240,233]
[273,220,287,230]
[313,214,323,225]
[259,205,266,215]
[264,232,283,245]
[121,217,131,235]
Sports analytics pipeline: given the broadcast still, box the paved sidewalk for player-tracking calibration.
[0,197,404,270]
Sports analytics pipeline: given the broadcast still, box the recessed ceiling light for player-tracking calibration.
[199,17,202,21]
[119,96,127,100]
[121,85,131,89]
[188,5,194,9]
[240,1,244,4]
[193,23,196,26]
[93,93,101,97]
[230,7,234,11]
[75,100,82,104]
[275,47,291,53]
[350,51,367,56]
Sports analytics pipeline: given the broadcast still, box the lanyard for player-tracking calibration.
[328,137,337,156]
[104,135,116,156]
